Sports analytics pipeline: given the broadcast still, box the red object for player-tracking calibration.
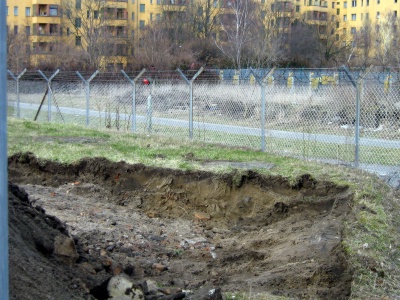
[143,78,150,85]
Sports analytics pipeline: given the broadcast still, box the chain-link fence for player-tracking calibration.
[6,67,400,173]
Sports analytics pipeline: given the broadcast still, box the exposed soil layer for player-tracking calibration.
[8,152,354,299]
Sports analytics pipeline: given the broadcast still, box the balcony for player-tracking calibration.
[103,8,128,20]
[33,4,60,17]
[106,26,128,38]
[271,2,293,13]
[307,0,328,7]
[305,11,328,21]
[33,23,61,36]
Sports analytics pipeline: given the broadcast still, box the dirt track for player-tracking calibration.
[8,152,354,299]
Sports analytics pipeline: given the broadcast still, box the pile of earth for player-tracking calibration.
[8,152,354,299]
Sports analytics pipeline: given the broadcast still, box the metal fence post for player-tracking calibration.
[355,66,373,167]
[38,69,60,122]
[76,71,99,126]
[7,69,27,118]
[341,65,372,168]
[250,67,275,152]
[0,2,9,298]
[177,67,204,140]
[121,69,146,132]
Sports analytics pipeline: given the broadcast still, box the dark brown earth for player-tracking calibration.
[8,152,354,300]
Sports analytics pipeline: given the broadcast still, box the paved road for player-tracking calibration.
[12,102,400,149]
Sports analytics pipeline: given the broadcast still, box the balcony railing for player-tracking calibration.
[307,0,328,7]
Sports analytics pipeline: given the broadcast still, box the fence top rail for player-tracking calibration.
[6,67,400,85]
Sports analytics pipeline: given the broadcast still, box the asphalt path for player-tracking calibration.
[12,102,400,150]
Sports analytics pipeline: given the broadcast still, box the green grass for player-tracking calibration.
[12,106,400,166]
[7,117,400,299]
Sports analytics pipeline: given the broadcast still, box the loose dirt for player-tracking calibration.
[8,152,354,299]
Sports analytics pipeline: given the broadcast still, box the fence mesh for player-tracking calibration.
[6,68,400,173]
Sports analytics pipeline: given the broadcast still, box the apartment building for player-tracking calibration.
[6,0,400,69]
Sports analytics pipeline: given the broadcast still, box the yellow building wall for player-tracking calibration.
[6,0,400,68]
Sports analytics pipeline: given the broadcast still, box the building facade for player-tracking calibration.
[6,0,400,69]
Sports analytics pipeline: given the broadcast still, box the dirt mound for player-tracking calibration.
[8,152,354,299]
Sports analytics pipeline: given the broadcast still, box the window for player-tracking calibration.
[25,7,31,16]
[351,27,356,34]
[343,14,347,21]
[75,18,82,28]
[336,34,339,41]
[156,13,161,20]
[94,11,99,19]
[351,13,356,20]
[132,0,135,3]
[76,0,81,9]
[396,0,398,3]
[157,0,161,4]
[131,12,135,20]
[140,4,145,12]
[352,0,356,6]
[395,11,398,17]
[14,6,18,16]
[87,10,90,18]
[337,8,340,15]
[296,5,300,12]
[25,26,30,35]
[331,15,335,21]
[343,28,346,34]
[366,0,369,5]
[150,13,153,21]
[131,29,134,39]
[343,1,347,7]
[366,12,369,19]
[377,11,380,18]
[75,36,81,46]
[336,21,340,28]
[150,0,153,4]
[377,0,380,3]
[139,20,145,28]
[67,28,70,35]
[14,26,18,35]
[50,24,58,34]
[332,2,335,7]
[49,5,58,16]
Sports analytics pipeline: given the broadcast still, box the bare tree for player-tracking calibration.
[315,16,353,66]
[243,1,287,68]
[287,21,319,67]
[7,26,31,72]
[213,0,256,69]
[371,13,397,70]
[63,0,126,70]
[352,19,374,67]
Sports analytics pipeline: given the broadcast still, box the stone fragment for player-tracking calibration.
[78,262,96,275]
[152,263,168,272]
[53,235,79,262]
[194,212,211,221]
[107,273,144,300]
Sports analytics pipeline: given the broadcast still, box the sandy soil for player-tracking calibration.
[8,152,354,299]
